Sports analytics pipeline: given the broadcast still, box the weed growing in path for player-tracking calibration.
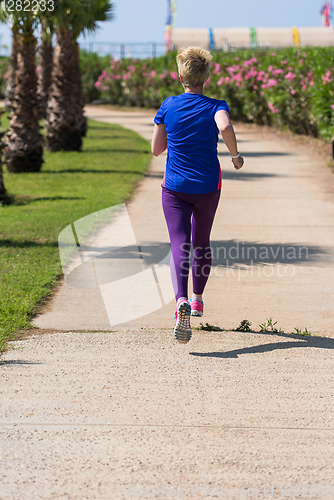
[259,318,284,334]
[294,327,312,336]
[235,319,252,332]
[198,323,224,332]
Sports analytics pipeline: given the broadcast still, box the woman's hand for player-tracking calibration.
[232,155,244,170]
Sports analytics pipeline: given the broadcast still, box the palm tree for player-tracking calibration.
[46,0,114,151]
[0,110,8,202]
[4,26,19,112]
[37,19,54,119]
[0,3,43,173]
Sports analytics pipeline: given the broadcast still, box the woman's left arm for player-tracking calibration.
[151,124,167,156]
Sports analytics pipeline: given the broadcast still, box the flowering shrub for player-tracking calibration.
[79,50,112,103]
[93,47,334,140]
[94,54,182,107]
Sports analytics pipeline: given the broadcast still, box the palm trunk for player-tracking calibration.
[5,27,19,112]
[0,149,6,200]
[4,24,44,173]
[37,22,54,119]
[45,26,83,151]
[72,40,87,137]
[0,111,7,201]
[0,158,7,200]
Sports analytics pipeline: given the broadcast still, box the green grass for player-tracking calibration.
[0,119,151,353]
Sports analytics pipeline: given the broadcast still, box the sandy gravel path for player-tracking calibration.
[1,106,334,499]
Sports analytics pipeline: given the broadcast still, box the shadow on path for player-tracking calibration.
[190,330,334,359]
[210,240,333,266]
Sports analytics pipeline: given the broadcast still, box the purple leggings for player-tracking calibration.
[162,187,221,301]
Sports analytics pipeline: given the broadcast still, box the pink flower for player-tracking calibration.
[4,73,8,78]
[233,73,243,83]
[321,71,333,84]
[291,89,296,95]
[213,63,221,75]
[267,78,278,87]
[243,59,254,67]
[299,59,303,64]
[260,91,264,96]
[170,71,178,80]
[235,57,239,61]
[272,68,283,76]
[245,67,258,79]
[281,60,287,65]
[268,102,279,113]
[285,72,296,82]
[225,76,230,84]
[271,52,277,56]
[253,84,258,89]
[150,70,156,77]
[331,104,334,110]
[94,81,101,88]
[217,77,224,86]
[268,65,273,72]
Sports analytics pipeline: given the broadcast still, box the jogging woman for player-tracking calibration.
[151,47,244,344]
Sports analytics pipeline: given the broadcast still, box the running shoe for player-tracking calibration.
[174,299,192,344]
[190,299,204,317]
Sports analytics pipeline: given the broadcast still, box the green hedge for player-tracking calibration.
[89,47,334,141]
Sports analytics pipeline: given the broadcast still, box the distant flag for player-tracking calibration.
[209,28,215,50]
[250,27,257,48]
[320,2,332,26]
[292,26,300,46]
[165,0,176,52]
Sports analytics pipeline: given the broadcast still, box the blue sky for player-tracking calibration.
[0,0,330,50]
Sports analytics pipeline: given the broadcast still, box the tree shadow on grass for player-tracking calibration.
[81,148,150,154]
[189,330,334,359]
[42,169,163,178]
[0,239,58,248]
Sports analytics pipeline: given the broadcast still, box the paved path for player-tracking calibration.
[1,106,334,499]
[35,105,334,334]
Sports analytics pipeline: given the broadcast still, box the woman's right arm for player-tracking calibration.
[215,110,244,170]
[151,124,167,157]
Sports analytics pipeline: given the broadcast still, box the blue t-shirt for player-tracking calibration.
[154,93,230,194]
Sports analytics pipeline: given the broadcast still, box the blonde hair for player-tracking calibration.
[176,46,212,87]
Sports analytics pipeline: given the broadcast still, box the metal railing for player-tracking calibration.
[79,42,167,59]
